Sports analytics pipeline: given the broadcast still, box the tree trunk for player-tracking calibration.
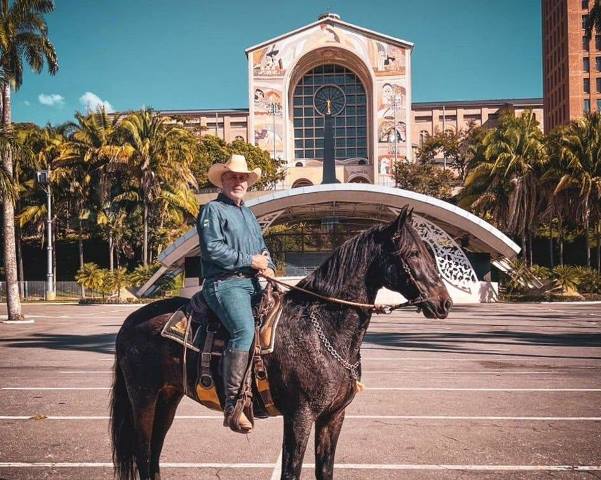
[597,222,601,273]
[78,217,85,298]
[52,224,57,293]
[521,233,527,265]
[548,221,554,268]
[528,233,533,266]
[143,201,148,266]
[16,222,24,299]
[1,83,23,320]
[109,231,114,272]
[559,218,564,266]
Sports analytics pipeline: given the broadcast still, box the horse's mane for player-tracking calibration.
[296,224,386,297]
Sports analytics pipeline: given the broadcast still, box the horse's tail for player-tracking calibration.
[110,357,136,480]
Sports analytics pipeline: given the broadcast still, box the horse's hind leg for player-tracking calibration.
[280,409,314,480]
[314,409,345,480]
[149,387,183,480]
[131,396,157,480]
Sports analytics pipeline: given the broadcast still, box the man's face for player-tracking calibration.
[221,171,249,204]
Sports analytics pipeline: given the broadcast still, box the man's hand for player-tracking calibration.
[251,254,269,270]
[261,268,275,278]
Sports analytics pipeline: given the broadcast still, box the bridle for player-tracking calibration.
[258,240,436,314]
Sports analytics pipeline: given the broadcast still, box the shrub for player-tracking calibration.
[575,267,601,294]
[551,265,582,292]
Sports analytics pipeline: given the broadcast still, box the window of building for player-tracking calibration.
[293,64,368,162]
[583,0,589,8]
[597,99,601,111]
[584,99,591,113]
[584,36,590,50]
[583,14,589,30]
[584,57,590,72]
[597,78,601,93]
[596,35,601,49]
[584,78,590,93]
[418,130,429,147]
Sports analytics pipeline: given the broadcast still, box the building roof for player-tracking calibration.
[245,13,414,55]
[153,98,543,118]
[412,98,543,109]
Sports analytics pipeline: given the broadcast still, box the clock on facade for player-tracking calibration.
[313,84,346,116]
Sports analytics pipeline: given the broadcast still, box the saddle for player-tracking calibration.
[161,280,285,424]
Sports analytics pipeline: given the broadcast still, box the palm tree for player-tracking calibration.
[63,109,128,270]
[460,110,546,263]
[119,109,197,265]
[556,113,601,268]
[0,0,58,319]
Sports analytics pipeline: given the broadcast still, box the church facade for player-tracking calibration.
[162,13,543,188]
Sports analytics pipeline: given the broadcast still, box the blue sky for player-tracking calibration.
[13,0,542,126]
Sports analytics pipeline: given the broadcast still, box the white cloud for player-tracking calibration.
[38,93,64,106]
[24,100,31,106]
[79,91,114,113]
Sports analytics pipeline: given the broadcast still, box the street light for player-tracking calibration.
[36,169,55,300]
[266,102,280,160]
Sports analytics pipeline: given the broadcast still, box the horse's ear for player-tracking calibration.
[388,206,409,232]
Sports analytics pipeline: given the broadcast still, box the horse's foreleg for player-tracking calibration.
[314,409,345,480]
[131,397,157,480]
[280,410,314,480]
[149,387,182,480]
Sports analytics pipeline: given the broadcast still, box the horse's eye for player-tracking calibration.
[408,250,419,258]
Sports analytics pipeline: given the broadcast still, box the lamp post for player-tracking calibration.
[267,102,279,160]
[389,92,402,165]
[36,169,55,300]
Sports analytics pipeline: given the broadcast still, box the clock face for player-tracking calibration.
[314,85,346,116]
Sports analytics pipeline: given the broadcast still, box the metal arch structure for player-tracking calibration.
[137,184,520,302]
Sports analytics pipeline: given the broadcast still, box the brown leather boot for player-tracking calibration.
[222,350,253,433]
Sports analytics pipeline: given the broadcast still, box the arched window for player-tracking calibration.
[349,176,370,184]
[295,161,304,167]
[291,178,313,188]
[419,130,429,147]
[293,64,367,162]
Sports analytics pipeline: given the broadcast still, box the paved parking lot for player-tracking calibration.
[1,301,600,479]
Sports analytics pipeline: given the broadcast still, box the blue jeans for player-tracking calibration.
[201,277,262,352]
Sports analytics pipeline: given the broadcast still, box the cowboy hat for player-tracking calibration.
[207,154,262,188]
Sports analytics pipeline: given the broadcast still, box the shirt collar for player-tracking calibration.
[217,192,244,207]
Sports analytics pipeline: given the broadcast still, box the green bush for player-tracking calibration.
[575,267,601,294]
[551,265,581,292]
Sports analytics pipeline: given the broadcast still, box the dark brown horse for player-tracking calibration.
[110,207,452,480]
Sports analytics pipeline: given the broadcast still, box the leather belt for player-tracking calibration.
[211,271,256,282]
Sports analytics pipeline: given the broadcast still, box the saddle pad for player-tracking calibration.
[259,302,284,354]
[161,308,201,352]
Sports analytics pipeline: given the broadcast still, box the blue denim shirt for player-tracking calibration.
[197,193,275,280]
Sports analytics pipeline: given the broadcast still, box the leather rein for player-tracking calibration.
[258,254,432,315]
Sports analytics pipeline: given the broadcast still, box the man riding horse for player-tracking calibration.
[197,153,274,433]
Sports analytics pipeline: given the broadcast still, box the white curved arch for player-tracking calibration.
[154,184,519,283]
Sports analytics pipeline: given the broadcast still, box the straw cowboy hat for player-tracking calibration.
[207,154,262,188]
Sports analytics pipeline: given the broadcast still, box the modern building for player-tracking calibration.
[141,13,527,303]
[542,0,597,132]
[160,12,542,187]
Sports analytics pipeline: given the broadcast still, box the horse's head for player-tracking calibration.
[380,207,452,319]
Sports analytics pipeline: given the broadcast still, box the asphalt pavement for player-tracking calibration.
[0,301,600,479]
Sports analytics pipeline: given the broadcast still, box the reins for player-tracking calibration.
[257,273,423,314]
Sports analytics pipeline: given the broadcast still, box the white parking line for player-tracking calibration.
[1,415,599,421]
[55,368,598,375]
[3,387,601,392]
[269,450,282,480]
[1,387,111,390]
[0,462,599,471]
[365,387,601,391]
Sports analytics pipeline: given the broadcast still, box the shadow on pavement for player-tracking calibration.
[0,332,116,354]
[364,330,601,360]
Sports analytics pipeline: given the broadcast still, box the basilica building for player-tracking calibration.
[161,13,543,187]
